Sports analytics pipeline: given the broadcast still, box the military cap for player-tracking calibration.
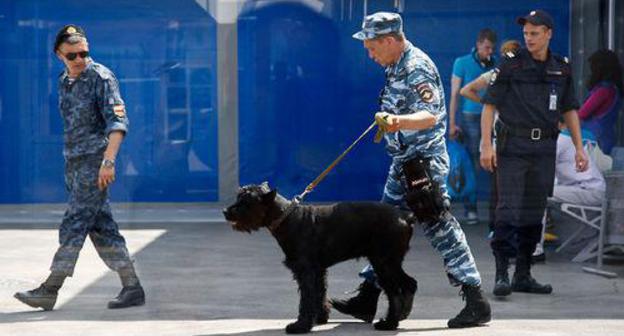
[54,24,86,51]
[352,12,403,40]
[516,10,554,29]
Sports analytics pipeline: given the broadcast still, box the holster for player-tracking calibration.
[402,156,446,224]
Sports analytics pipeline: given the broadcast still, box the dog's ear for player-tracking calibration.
[259,181,271,194]
[262,189,277,203]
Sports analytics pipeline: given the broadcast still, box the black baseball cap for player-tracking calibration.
[54,24,86,51]
[516,10,554,29]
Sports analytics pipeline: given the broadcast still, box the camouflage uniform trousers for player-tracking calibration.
[50,154,133,276]
[361,153,482,287]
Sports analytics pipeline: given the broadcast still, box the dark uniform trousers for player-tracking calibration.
[51,153,133,276]
[491,136,556,258]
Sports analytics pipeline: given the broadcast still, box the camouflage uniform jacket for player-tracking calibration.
[58,61,129,160]
[379,40,447,161]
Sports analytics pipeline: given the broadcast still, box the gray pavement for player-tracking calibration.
[1,203,623,335]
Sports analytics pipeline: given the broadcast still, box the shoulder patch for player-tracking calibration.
[489,68,499,86]
[113,104,126,117]
[415,82,434,103]
[505,51,515,58]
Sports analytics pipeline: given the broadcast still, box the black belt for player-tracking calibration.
[496,121,558,140]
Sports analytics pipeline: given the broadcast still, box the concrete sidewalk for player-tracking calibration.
[0,205,623,335]
[0,203,225,225]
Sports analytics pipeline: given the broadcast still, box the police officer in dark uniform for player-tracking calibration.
[14,25,145,310]
[480,10,588,297]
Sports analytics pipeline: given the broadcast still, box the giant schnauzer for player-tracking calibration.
[223,182,417,334]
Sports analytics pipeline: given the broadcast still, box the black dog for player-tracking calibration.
[223,182,417,334]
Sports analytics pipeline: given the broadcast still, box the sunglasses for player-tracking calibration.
[65,51,89,61]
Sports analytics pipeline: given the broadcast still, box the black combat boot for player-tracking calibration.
[511,255,552,294]
[14,271,66,311]
[329,280,381,323]
[108,285,145,309]
[108,264,146,309]
[447,285,491,328]
[493,254,511,297]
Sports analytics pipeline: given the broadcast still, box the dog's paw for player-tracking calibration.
[315,312,329,325]
[373,319,398,331]
[315,302,330,325]
[285,320,313,334]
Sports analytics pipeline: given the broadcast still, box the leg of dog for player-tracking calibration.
[315,270,330,325]
[398,269,418,320]
[370,262,401,330]
[286,264,322,334]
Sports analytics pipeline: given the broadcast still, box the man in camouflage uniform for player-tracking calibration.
[14,25,145,310]
[330,12,490,328]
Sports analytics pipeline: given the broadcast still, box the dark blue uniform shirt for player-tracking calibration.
[482,48,579,132]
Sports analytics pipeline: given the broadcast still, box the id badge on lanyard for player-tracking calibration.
[549,84,557,111]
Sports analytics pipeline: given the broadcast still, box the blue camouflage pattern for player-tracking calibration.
[361,40,481,287]
[379,41,447,161]
[51,60,133,276]
[352,12,403,40]
[59,61,128,160]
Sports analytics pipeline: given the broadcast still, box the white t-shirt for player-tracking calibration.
[555,133,606,191]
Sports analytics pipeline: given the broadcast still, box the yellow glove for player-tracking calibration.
[374,112,391,143]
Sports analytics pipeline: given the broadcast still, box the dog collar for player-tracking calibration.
[268,198,299,232]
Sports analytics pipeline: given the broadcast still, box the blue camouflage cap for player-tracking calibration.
[352,12,403,40]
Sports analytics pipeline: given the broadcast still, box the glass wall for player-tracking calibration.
[0,0,219,203]
[238,0,572,201]
[0,0,574,204]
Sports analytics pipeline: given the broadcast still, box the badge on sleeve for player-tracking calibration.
[489,68,499,86]
[416,83,434,103]
[113,105,126,117]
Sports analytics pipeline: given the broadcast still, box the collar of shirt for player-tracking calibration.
[520,48,557,70]
[385,40,413,77]
[60,59,94,83]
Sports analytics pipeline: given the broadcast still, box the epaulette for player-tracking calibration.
[552,54,570,65]
[90,63,113,80]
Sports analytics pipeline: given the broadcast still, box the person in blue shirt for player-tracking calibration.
[14,25,145,311]
[448,29,497,224]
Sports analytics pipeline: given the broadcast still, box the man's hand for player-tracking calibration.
[98,164,115,191]
[575,148,589,172]
[480,144,497,172]
[449,123,462,140]
[375,112,401,132]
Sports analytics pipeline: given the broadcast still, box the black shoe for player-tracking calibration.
[448,285,491,328]
[493,254,511,297]
[107,285,145,309]
[14,284,58,311]
[511,274,552,294]
[493,274,512,297]
[329,280,381,323]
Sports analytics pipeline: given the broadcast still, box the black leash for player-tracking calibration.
[269,121,379,232]
[296,120,378,202]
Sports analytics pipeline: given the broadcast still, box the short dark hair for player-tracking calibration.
[587,49,623,93]
[477,28,497,44]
